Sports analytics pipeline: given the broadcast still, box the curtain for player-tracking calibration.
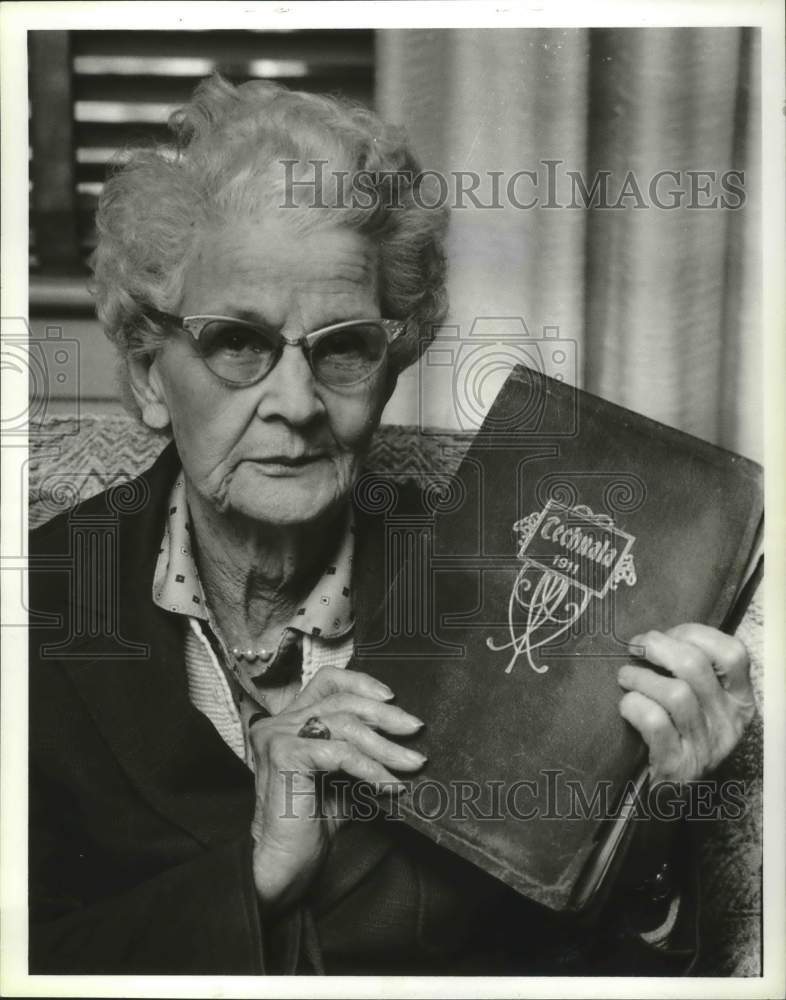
[376,28,761,462]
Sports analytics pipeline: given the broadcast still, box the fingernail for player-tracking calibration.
[404,715,425,731]
[404,748,427,765]
[375,682,395,700]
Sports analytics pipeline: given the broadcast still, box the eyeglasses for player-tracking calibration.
[147,310,406,388]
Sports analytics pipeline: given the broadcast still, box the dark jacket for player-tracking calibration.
[28,442,699,975]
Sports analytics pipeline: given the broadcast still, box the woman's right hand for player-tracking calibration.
[248,666,425,913]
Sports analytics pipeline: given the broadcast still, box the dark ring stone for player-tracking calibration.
[298,715,332,740]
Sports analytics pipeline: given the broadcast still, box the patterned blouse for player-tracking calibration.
[152,471,355,769]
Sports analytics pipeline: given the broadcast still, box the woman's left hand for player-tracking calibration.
[617,622,756,784]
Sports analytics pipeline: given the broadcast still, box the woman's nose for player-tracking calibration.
[254,343,324,426]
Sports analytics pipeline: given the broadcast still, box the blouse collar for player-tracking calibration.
[152,470,355,639]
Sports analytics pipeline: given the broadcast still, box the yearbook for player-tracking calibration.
[352,366,763,911]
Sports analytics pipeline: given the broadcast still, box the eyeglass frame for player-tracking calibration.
[145,308,407,388]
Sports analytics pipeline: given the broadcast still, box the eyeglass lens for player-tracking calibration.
[197,320,389,386]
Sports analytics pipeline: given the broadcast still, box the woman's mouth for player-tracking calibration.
[260,453,324,464]
[250,454,328,471]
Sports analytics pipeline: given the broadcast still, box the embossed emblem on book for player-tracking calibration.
[487,500,637,674]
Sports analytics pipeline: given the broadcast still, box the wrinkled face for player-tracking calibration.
[145,213,391,528]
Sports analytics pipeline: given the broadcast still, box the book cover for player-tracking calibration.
[352,366,763,911]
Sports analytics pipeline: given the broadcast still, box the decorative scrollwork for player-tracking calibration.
[512,512,542,555]
[611,552,637,589]
[570,503,616,528]
[423,474,466,516]
[107,478,151,515]
[603,475,647,515]
[535,476,579,510]
[489,503,638,675]
[38,476,82,515]
[353,474,399,514]
[486,564,592,674]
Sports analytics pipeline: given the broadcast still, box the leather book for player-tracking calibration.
[352,366,763,912]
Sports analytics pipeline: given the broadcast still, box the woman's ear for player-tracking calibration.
[127,354,171,430]
[382,367,399,407]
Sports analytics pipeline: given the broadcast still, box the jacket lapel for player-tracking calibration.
[313,479,425,903]
[58,443,254,847]
[64,628,255,849]
[55,447,413,882]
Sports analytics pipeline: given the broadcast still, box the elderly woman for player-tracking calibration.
[29,77,755,976]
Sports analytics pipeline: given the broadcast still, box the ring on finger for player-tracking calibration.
[297,715,332,740]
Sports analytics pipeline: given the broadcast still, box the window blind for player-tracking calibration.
[29,29,375,281]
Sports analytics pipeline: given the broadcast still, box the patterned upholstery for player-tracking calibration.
[28,412,762,975]
[28,415,476,530]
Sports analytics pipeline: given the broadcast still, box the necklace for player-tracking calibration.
[230,647,274,664]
